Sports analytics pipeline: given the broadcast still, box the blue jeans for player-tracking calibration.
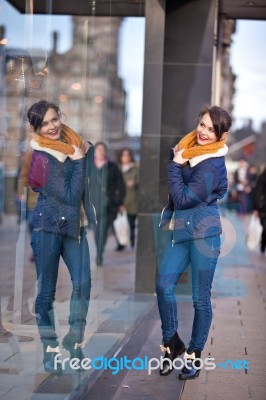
[31,228,91,347]
[156,235,220,350]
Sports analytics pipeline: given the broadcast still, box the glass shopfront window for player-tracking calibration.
[0,1,148,398]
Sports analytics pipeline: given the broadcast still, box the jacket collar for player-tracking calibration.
[189,145,228,167]
[30,139,67,162]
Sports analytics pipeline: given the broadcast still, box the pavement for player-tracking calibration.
[0,211,266,400]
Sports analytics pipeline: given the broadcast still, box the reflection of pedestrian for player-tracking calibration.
[28,100,96,373]
[254,167,266,253]
[157,106,231,379]
[0,298,13,342]
[118,148,139,248]
[90,142,125,266]
[17,150,38,235]
[17,150,39,261]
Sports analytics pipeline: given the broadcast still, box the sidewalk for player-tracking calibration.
[0,215,154,400]
[76,211,266,400]
[1,211,266,400]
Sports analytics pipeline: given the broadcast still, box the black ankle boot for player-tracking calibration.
[159,332,186,376]
[43,344,62,374]
[179,349,201,380]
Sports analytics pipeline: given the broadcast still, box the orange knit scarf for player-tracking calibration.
[174,130,226,159]
[32,124,83,155]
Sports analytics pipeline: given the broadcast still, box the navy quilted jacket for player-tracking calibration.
[160,150,228,243]
[29,146,97,239]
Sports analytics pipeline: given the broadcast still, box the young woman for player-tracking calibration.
[118,148,139,248]
[157,106,231,379]
[89,142,125,265]
[27,100,96,373]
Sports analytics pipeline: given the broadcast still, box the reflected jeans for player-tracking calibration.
[31,228,91,346]
[156,235,220,351]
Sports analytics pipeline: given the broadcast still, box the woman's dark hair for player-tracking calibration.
[27,100,61,132]
[118,147,135,163]
[94,141,108,151]
[198,106,232,140]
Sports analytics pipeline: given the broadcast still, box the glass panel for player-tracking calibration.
[0,0,148,397]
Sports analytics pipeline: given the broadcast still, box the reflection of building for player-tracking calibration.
[1,17,141,212]
[1,16,129,175]
[48,17,127,145]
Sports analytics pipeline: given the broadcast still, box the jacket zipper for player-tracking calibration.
[159,194,171,227]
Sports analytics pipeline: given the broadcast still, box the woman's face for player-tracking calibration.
[196,112,218,146]
[38,107,61,140]
[94,144,107,160]
[121,150,132,165]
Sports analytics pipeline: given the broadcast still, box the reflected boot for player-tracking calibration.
[96,254,103,266]
[62,332,86,368]
[43,344,62,374]
[159,332,186,376]
[261,230,266,254]
[179,349,202,380]
[115,244,125,251]
[0,328,13,342]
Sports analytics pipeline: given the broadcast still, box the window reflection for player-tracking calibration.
[0,0,147,397]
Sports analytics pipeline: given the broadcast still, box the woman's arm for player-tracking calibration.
[167,160,222,209]
[29,151,85,206]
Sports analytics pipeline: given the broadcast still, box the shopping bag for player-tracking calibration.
[113,210,130,246]
[246,214,263,250]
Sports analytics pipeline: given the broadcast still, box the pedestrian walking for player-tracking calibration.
[118,148,139,248]
[157,105,231,379]
[254,166,266,254]
[16,149,39,261]
[89,142,125,266]
[27,100,96,373]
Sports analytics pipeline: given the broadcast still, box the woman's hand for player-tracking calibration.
[68,145,85,160]
[127,179,135,188]
[173,148,189,165]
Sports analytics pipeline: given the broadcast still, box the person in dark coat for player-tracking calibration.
[157,106,232,380]
[90,142,125,266]
[254,167,266,253]
[28,100,96,373]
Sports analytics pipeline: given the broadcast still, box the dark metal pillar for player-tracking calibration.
[135,0,217,292]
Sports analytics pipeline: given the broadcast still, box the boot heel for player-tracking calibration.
[159,332,186,376]
[43,345,62,374]
[179,349,202,380]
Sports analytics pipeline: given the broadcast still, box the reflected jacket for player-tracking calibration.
[160,147,228,243]
[29,142,97,239]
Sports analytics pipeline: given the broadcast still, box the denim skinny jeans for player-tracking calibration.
[156,235,220,351]
[31,228,91,347]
